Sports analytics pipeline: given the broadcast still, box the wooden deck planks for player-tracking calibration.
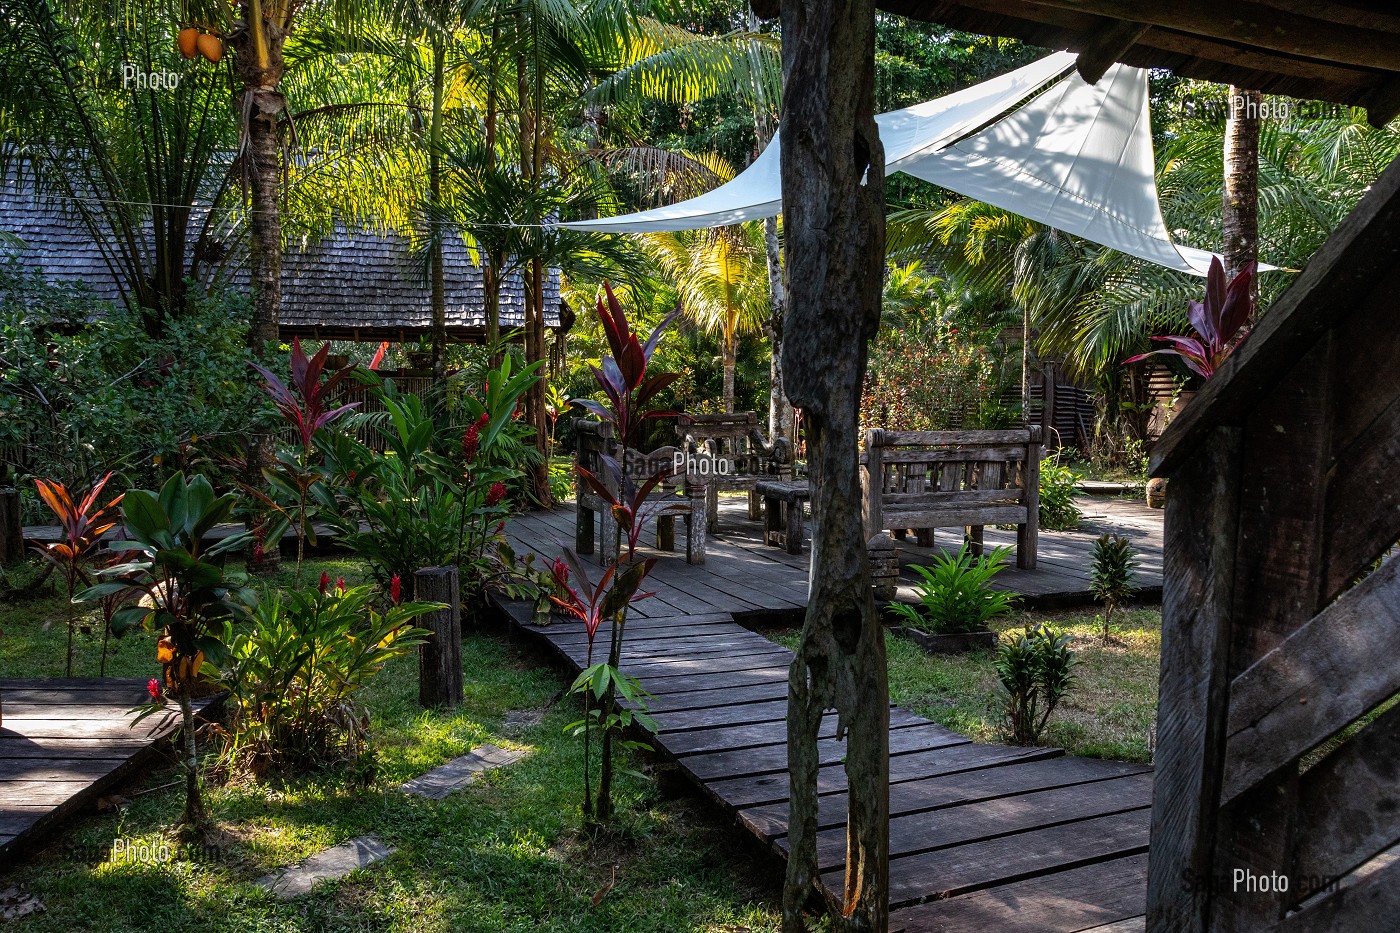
[497,502,1158,931]
[0,679,219,865]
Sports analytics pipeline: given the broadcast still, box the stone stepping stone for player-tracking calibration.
[257,835,393,899]
[398,745,527,800]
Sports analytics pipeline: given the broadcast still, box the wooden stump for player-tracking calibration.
[415,566,463,709]
[0,488,23,566]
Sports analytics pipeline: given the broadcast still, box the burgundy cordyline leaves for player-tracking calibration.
[548,548,657,652]
[1124,257,1255,379]
[572,283,681,449]
[250,338,360,452]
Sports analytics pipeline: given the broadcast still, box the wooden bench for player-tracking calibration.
[756,479,810,554]
[676,412,791,532]
[861,427,1042,569]
[574,418,707,565]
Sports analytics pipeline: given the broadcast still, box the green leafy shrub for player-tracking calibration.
[886,544,1016,634]
[861,322,1004,433]
[997,623,1076,745]
[218,583,434,778]
[1089,533,1138,641]
[1038,458,1083,531]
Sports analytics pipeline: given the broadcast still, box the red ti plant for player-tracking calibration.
[31,474,124,676]
[573,283,681,450]
[549,548,658,824]
[1125,257,1255,379]
[248,339,360,580]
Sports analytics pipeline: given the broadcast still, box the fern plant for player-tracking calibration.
[997,623,1076,745]
[886,544,1015,634]
[1089,533,1138,641]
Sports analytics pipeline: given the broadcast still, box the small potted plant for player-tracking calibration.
[886,544,1015,654]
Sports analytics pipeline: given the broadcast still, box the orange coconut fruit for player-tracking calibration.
[196,32,223,63]
[177,27,199,59]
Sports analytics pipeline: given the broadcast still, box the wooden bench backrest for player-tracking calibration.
[861,427,1042,533]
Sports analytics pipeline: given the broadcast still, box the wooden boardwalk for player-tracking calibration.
[499,499,1159,931]
[0,679,218,864]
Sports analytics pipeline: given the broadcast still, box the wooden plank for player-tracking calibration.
[873,429,1031,447]
[1146,427,1241,932]
[641,680,790,715]
[0,757,129,782]
[630,664,792,697]
[681,724,968,785]
[876,446,1027,465]
[1222,554,1400,803]
[0,737,151,759]
[887,853,1149,933]
[1289,700,1400,896]
[882,506,1027,528]
[707,742,1054,810]
[739,756,1151,842]
[621,649,794,681]
[655,698,791,733]
[806,772,1154,871]
[880,488,1022,507]
[867,807,1151,908]
[1278,852,1400,933]
[660,708,923,758]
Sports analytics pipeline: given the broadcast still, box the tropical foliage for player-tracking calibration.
[997,623,1076,745]
[886,545,1016,634]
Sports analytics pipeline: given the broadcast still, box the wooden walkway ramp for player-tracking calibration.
[499,503,1155,931]
[0,678,218,864]
[506,497,1162,615]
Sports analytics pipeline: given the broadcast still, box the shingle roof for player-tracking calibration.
[0,175,561,341]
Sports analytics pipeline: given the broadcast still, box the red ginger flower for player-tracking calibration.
[147,678,161,699]
[337,577,346,593]
[390,574,402,605]
[319,571,330,594]
[486,482,507,507]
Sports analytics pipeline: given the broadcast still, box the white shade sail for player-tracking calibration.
[561,53,1246,276]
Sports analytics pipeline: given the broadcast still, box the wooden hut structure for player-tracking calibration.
[0,177,563,344]
[755,0,1400,929]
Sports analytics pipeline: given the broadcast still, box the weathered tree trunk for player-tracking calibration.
[763,216,792,441]
[178,692,207,830]
[429,36,448,384]
[723,332,738,413]
[234,1,290,576]
[1224,86,1261,312]
[775,0,889,929]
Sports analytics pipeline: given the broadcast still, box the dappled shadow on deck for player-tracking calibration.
[498,496,1157,931]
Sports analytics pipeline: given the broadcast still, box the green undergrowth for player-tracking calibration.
[770,606,1162,763]
[0,557,793,933]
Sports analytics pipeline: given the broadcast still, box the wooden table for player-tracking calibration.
[756,479,810,555]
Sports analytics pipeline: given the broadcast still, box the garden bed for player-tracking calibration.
[0,556,787,933]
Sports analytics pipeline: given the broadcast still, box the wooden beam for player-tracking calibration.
[1290,702,1400,899]
[1075,19,1151,84]
[1145,426,1242,933]
[1277,853,1400,933]
[1012,0,1400,72]
[1222,555,1400,804]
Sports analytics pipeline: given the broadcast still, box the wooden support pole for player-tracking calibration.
[0,488,23,566]
[773,0,889,927]
[415,566,463,709]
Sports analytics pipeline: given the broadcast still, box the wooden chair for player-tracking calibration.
[861,427,1042,569]
[573,418,707,565]
[675,412,792,533]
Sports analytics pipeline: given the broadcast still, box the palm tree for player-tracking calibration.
[0,0,239,334]
[646,220,769,413]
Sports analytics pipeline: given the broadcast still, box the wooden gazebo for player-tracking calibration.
[758,1,1400,930]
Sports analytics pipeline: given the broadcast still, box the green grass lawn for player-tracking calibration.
[0,556,790,933]
[770,607,1161,764]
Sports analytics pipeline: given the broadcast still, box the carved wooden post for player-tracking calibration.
[769,0,889,927]
[0,488,23,566]
[415,566,463,709]
[1018,426,1041,570]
